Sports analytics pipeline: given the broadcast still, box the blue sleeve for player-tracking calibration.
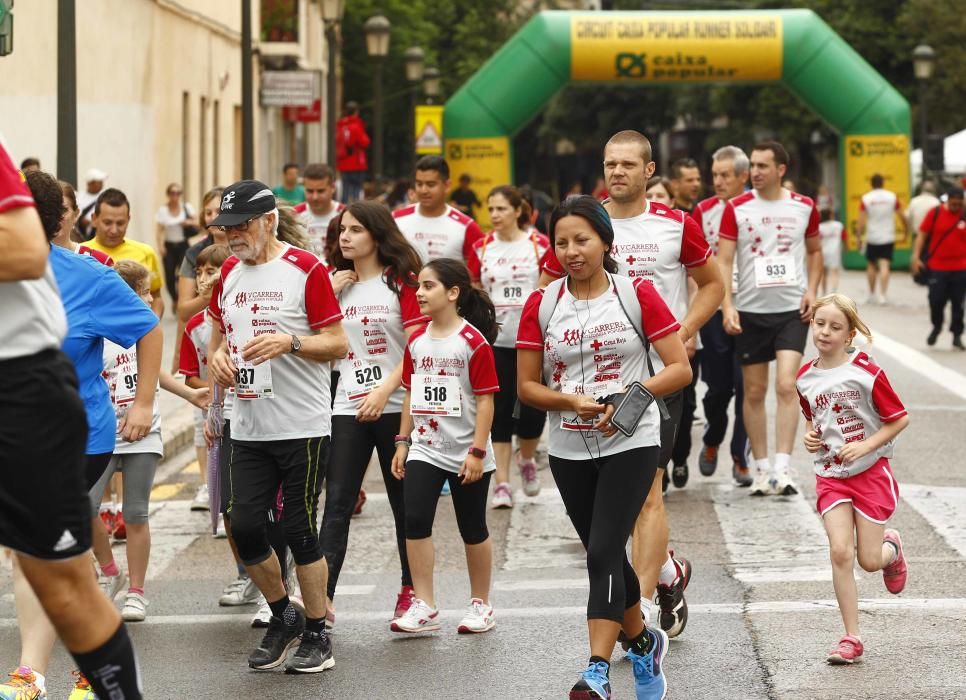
[89,268,160,348]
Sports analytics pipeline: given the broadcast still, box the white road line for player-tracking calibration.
[901,483,966,558]
[872,330,966,401]
[493,578,588,592]
[336,584,377,596]
[502,487,585,571]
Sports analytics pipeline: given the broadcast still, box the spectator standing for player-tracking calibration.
[336,102,371,204]
[155,182,198,305]
[669,158,702,213]
[272,163,305,205]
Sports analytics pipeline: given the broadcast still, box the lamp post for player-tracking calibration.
[423,66,441,104]
[404,46,425,173]
[321,0,345,169]
[913,43,936,183]
[364,15,391,180]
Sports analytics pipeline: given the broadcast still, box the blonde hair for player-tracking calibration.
[812,293,872,344]
[114,259,151,294]
[276,206,310,250]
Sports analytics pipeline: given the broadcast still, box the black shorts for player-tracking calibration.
[492,346,546,442]
[866,243,894,263]
[0,349,91,559]
[736,310,809,365]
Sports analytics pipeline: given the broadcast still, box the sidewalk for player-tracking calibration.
[158,308,196,463]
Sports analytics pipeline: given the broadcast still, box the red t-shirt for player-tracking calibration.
[918,205,966,271]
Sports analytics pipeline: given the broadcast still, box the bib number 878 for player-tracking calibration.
[503,287,522,299]
[424,385,447,402]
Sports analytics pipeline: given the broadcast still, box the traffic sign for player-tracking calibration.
[415,105,443,155]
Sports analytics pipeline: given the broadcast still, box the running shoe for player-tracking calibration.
[519,456,541,497]
[248,611,305,670]
[491,482,513,509]
[732,460,753,487]
[390,598,440,633]
[219,575,261,606]
[440,480,451,496]
[655,552,691,638]
[214,513,228,539]
[285,629,335,674]
[671,462,689,488]
[191,484,210,511]
[68,672,96,700]
[394,585,415,619]
[627,627,669,700]
[749,472,775,496]
[352,488,367,517]
[771,470,799,496]
[661,469,669,495]
[927,328,940,346]
[457,598,495,634]
[698,445,718,476]
[826,634,863,664]
[882,529,908,594]
[98,570,126,601]
[98,509,116,536]
[113,511,127,541]
[569,660,611,700]
[0,666,46,699]
[251,601,272,628]
[121,591,148,622]
[954,335,965,351]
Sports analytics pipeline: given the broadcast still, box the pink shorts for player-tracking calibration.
[816,458,899,524]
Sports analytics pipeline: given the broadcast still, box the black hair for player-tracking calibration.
[548,195,619,274]
[415,155,450,181]
[487,185,532,229]
[20,157,40,170]
[670,158,699,179]
[423,258,498,345]
[94,188,130,216]
[752,141,790,168]
[870,174,884,189]
[303,163,334,182]
[24,170,67,241]
[282,162,299,173]
[820,209,835,222]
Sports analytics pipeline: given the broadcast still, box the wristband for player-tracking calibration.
[467,446,486,459]
[394,435,412,447]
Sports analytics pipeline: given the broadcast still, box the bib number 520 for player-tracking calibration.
[355,365,383,385]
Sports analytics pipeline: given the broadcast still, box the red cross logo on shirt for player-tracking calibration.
[361,317,370,326]
[226,323,234,334]
[347,352,355,360]
[251,304,260,314]
[776,224,783,231]
[832,404,843,413]
[626,255,636,266]
[438,369,447,376]
[590,339,603,352]
[417,425,426,435]
[429,418,440,432]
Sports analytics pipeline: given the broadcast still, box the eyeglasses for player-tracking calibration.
[215,215,264,233]
[169,190,183,196]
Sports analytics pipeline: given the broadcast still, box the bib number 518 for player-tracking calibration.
[424,385,447,402]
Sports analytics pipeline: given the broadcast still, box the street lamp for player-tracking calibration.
[423,66,441,104]
[364,14,391,179]
[913,43,936,182]
[321,0,345,169]
[404,46,425,172]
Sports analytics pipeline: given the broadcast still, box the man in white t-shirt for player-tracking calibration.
[717,141,823,497]
[207,179,348,674]
[293,163,345,259]
[905,179,940,234]
[393,155,483,264]
[857,174,908,304]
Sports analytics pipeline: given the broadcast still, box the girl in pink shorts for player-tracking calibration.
[795,293,910,666]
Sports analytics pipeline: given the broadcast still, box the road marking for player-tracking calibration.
[502,488,584,571]
[901,483,966,558]
[150,483,187,501]
[493,578,588,592]
[872,330,966,401]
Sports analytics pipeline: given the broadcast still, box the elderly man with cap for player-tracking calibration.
[76,168,108,240]
[205,180,348,673]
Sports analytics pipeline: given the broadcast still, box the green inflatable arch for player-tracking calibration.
[443,9,912,269]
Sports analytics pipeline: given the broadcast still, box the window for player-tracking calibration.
[261,0,298,43]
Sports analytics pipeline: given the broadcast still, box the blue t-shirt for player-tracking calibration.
[49,246,160,455]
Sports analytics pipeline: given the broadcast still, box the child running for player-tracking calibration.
[796,293,910,665]
[390,258,500,635]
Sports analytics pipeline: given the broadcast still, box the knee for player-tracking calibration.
[856,550,881,573]
[229,509,270,563]
[121,502,149,525]
[285,527,323,566]
[744,381,767,403]
[456,520,489,546]
[829,541,854,570]
[405,511,434,541]
[776,377,798,403]
[585,544,612,580]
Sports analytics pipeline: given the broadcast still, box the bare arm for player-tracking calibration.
[177,277,205,322]
[391,390,415,479]
[856,209,868,242]
[645,332,692,398]
[801,235,823,320]
[716,237,741,334]
[517,348,593,414]
[0,207,48,281]
[151,293,164,319]
[160,369,209,409]
[118,323,163,442]
[679,260,723,342]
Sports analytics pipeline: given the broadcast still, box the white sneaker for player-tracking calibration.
[390,598,440,633]
[877,294,887,305]
[214,513,228,539]
[749,472,775,497]
[98,571,126,601]
[218,575,261,606]
[191,484,210,511]
[518,457,541,497]
[251,600,272,628]
[491,482,513,509]
[772,470,799,496]
[121,592,148,622]
[457,598,495,634]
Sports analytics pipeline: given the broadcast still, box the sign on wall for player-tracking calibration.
[260,70,317,107]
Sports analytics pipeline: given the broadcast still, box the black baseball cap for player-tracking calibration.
[209,180,276,227]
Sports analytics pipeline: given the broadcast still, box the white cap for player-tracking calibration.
[85,168,108,182]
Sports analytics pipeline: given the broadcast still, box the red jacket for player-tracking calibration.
[336,114,370,173]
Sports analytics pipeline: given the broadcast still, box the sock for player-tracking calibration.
[658,553,678,587]
[755,458,771,475]
[305,616,325,635]
[639,597,653,622]
[774,453,791,475]
[71,623,142,700]
[236,562,247,577]
[884,540,899,565]
[268,596,298,625]
[588,656,609,673]
[98,503,112,514]
[100,561,120,577]
[628,627,654,656]
[128,587,144,596]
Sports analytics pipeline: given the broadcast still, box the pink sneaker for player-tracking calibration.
[882,529,907,594]
[827,635,864,664]
[394,585,415,619]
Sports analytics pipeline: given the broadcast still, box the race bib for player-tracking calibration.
[410,374,461,417]
[305,224,327,257]
[559,379,622,431]
[113,362,138,406]
[492,281,526,308]
[343,362,384,401]
[236,361,274,400]
[754,255,797,288]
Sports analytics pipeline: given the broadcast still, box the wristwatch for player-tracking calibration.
[467,446,486,459]
[290,335,302,354]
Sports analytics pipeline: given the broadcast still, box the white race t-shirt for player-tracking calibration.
[294,201,345,259]
[208,246,343,441]
[156,203,195,244]
[516,278,679,461]
[719,189,820,314]
[393,204,484,263]
[401,321,499,473]
[860,189,901,245]
[796,350,907,478]
[333,274,427,416]
[180,310,234,420]
[103,340,163,456]
[693,194,739,290]
[818,220,844,269]
[468,232,550,348]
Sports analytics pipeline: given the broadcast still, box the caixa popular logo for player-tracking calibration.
[616,52,647,78]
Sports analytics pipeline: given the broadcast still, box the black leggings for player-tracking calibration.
[319,413,410,599]
[492,347,546,442]
[550,446,660,623]
[85,452,114,491]
[404,460,492,545]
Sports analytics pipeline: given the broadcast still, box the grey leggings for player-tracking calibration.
[88,452,160,524]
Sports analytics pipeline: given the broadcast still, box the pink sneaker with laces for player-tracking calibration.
[827,635,864,664]
[882,529,907,594]
[394,585,415,619]
[518,456,541,497]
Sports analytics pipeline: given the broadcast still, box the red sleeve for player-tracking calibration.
[466,240,484,282]
[305,262,343,329]
[859,200,867,212]
[718,202,738,241]
[461,221,485,263]
[634,279,680,341]
[805,203,820,237]
[894,198,902,211]
[872,372,907,422]
[691,204,704,231]
[354,123,371,149]
[468,342,500,395]
[797,389,813,420]
[400,342,414,389]
[208,277,224,330]
[0,146,35,213]
[680,214,712,268]
[399,283,429,328]
[179,330,201,377]
[515,289,546,350]
[540,247,564,278]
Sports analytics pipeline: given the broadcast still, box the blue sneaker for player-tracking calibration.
[569,660,611,699]
[626,627,668,699]
[440,480,451,496]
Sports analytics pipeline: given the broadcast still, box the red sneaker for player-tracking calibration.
[352,488,367,517]
[394,585,415,619]
[827,635,863,664]
[113,511,127,541]
[99,509,116,536]
[882,529,907,594]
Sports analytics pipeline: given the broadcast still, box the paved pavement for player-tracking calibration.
[2,270,966,699]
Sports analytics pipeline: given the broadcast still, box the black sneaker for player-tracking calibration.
[954,335,965,351]
[285,629,335,674]
[656,553,691,638]
[671,462,689,488]
[698,445,718,476]
[248,613,304,670]
[927,328,940,346]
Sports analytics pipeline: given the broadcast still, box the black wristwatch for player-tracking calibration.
[290,335,302,354]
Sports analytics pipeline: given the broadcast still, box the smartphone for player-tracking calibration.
[609,382,656,437]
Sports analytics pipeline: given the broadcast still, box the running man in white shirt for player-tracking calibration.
[293,163,345,260]
[717,141,824,496]
[856,174,908,305]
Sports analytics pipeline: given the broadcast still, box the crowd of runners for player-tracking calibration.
[1,126,931,699]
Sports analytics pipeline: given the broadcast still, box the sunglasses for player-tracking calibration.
[215,214,264,233]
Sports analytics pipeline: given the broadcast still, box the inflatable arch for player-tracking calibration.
[443,10,912,268]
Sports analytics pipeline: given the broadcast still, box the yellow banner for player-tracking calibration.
[415,105,444,155]
[571,14,783,82]
[843,135,912,252]
[445,137,512,230]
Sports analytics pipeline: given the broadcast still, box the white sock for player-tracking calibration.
[658,554,678,586]
[774,453,791,475]
[639,597,653,621]
[755,458,771,475]
[98,503,112,514]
